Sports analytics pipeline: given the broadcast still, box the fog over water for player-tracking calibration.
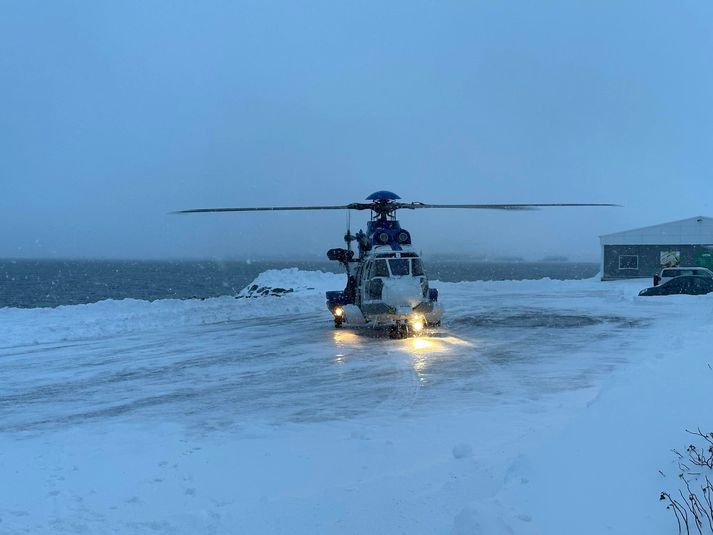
[2,1,711,261]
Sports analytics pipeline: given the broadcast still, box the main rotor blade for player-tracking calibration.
[173,201,621,214]
[400,202,620,211]
[173,203,372,214]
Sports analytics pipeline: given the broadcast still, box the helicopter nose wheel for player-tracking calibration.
[334,318,344,328]
[388,322,409,339]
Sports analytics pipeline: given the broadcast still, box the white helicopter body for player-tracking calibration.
[327,245,443,337]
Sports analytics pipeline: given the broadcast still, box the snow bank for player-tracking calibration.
[237,267,342,297]
[0,269,344,346]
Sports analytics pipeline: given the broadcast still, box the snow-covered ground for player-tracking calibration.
[1,269,711,534]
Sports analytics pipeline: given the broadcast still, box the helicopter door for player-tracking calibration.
[364,259,388,301]
[354,263,365,306]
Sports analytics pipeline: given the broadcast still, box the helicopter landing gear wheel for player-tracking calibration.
[389,322,409,339]
[334,318,343,329]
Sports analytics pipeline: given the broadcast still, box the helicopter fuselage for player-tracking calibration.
[175,189,616,338]
[326,214,443,337]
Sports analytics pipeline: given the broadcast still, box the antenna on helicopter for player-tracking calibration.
[344,210,356,256]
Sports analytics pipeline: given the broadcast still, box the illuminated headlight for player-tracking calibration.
[411,318,425,332]
[334,307,344,317]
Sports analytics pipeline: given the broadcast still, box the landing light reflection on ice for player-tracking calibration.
[403,335,474,354]
[333,330,361,345]
[409,338,436,352]
[400,335,476,382]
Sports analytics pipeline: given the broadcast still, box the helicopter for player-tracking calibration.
[175,191,617,338]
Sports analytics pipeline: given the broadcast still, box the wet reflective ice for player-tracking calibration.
[0,279,653,435]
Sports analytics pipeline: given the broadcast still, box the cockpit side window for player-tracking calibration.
[372,260,389,278]
[411,258,425,276]
[388,259,410,276]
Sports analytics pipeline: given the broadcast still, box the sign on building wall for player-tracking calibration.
[696,248,713,270]
[660,251,681,267]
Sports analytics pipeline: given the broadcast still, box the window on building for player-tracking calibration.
[618,255,639,270]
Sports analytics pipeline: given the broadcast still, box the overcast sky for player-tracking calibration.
[2,1,711,261]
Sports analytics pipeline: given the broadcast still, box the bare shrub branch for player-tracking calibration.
[662,431,713,534]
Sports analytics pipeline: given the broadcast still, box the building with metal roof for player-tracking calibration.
[599,216,713,280]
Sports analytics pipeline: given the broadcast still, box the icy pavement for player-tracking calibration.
[0,270,711,533]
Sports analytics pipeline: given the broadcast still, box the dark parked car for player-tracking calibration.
[639,275,713,296]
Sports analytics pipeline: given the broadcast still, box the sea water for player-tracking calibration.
[0,259,598,309]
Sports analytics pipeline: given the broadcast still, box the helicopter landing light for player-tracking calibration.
[411,319,425,332]
[334,307,344,317]
[409,315,425,332]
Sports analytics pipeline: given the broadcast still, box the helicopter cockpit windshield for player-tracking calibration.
[369,256,425,279]
[388,259,410,276]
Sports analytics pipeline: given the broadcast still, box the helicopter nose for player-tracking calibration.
[381,278,423,308]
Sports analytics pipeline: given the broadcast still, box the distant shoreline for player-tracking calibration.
[0,257,600,264]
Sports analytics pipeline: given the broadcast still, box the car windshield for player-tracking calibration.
[389,259,410,276]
